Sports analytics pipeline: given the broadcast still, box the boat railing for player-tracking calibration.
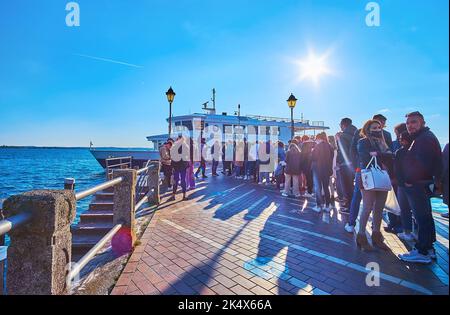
[246,114,310,124]
[105,156,133,179]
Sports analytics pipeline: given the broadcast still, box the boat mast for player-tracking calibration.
[212,88,216,111]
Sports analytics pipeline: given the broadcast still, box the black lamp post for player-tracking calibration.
[166,87,176,135]
[287,93,298,139]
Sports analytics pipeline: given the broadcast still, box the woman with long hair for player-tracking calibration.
[356,120,394,251]
[311,132,334,212]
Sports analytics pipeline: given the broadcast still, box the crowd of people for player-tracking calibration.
[159,111,449,264]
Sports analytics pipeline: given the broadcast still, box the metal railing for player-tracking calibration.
[68,174,127,282]
[135,162,156,210]
[67,223,122,282]
[0,211,33,237]
[105,156,132,179]
[68,162,158,282]
[75,177,123,201]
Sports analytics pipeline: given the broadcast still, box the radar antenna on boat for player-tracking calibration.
[202,89,216,114]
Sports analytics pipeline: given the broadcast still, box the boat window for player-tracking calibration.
[182,120,193,131]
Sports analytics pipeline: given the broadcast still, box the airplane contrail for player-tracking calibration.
[74,53,142,68]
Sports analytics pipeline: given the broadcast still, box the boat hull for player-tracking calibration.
[89,149,160,169]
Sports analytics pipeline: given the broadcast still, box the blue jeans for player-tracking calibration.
[313,170,331,207]
[338,164,354,207]
[245,161,256,177]
[403,183,436,255]
[212,160,219,175]
[397,186,413,232]
[173,169,187,194]
[234,165,242,176]
[348,172,362,226]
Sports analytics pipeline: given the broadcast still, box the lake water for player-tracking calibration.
[0,148,106,224]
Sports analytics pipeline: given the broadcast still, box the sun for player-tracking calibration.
[297,51,331,85]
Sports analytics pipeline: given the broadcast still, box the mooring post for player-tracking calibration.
[148,161,161,205]
[64,178,76,191]
[2,190,76,295]
[112,169,137,255]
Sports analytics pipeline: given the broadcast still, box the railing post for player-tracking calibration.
[2,190,76,295]
[64,178,75,191]
[112,169,137,255]
[148,161,161,205]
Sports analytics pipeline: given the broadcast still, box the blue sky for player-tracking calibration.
[0,0,448,147]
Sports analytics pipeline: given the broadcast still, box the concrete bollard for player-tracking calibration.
[112,169,137,255]
[148,161,161,205]
[64,178,76,191]
[2,190,76,295]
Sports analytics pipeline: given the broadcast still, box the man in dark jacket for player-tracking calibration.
[399,112,443,264]
[345,128,363,232]
[336,118,357,211]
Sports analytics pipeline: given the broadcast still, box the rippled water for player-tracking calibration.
[0,148,106,223]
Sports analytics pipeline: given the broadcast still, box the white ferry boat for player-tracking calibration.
[90,98,329,168]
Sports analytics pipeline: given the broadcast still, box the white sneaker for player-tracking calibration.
[397,232,415,242]
[312,206,322,213]
[304,193,313,198]
[399,249,432,264]
[344,223,355,233]
[282,192,289,197]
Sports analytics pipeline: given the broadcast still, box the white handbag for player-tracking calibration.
[361,156,392,191]
[385,189,401,216]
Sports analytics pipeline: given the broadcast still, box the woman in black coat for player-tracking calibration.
[356,119,393,251]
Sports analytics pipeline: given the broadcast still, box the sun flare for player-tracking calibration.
[297,51,332,85]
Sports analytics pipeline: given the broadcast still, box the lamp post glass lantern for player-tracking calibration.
[287,93,298,139]
[166,87,176,135]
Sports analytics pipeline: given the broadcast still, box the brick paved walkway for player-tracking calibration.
[112,173,449,295]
